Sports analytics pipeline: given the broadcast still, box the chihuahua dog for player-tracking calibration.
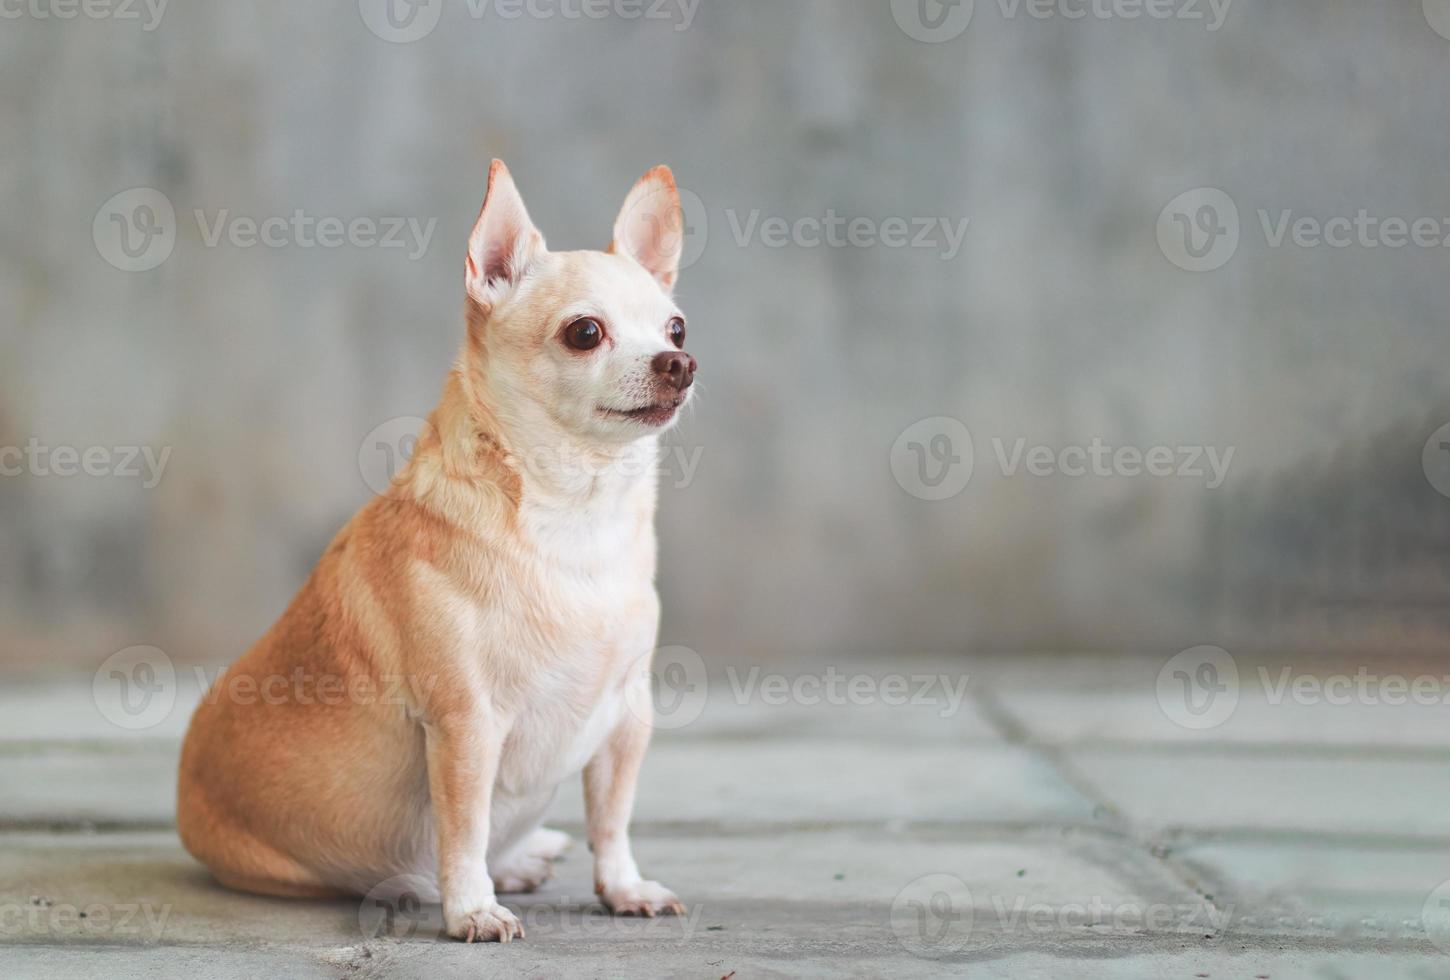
[177,160,695,942]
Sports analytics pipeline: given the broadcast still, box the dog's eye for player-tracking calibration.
[563,317,604,351]
[668,317,686,349]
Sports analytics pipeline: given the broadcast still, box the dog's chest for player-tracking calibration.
[491,500,658,795]
[493,613,650,796]
[498,675,631,796]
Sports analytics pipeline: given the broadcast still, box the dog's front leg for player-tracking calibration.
[584,699,684,917]
[424,709,523,942]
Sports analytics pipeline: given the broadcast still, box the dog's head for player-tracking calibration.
[461,160,695,447]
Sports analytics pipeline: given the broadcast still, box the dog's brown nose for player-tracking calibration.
[652,350,697,392]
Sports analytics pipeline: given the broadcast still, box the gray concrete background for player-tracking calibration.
[3,0,1450,670]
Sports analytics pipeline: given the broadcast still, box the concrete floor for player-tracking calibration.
[3,654,1450,978]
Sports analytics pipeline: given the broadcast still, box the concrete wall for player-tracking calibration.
[3,0,1449,668]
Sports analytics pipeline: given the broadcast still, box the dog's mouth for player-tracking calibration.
[598,396,686,427]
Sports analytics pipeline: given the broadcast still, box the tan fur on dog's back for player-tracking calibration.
[177,161,692,940]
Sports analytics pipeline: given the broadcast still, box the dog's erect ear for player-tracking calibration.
[611,165,684,293]
[466,160,545,310]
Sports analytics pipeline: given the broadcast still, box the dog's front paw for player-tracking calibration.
[447,901,525,943]
[599,879,685,917]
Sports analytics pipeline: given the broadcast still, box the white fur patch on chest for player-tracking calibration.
[408,494,658,800]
